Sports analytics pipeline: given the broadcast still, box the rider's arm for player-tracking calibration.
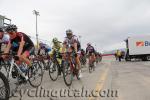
[4,41,11,53]
[62,43,66,53]
[2,41,11,58]
[17,36,25,56]
[74,42,78,53]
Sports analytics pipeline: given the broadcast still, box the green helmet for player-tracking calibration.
[53,37,58,43]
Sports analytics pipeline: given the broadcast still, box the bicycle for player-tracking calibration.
[0,71,10,100]
[88,53,95,73]
[49,50,62,81]
[0,52,43,92]
[62,50,80,87]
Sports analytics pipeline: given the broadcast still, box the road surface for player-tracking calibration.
[9,56,150,100]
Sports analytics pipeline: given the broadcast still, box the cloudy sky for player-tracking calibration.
[0,0,150,52]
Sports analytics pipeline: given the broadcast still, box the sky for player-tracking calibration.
[1,0,150,52]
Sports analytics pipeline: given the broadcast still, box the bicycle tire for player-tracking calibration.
[28,62,43,87]
[0,71,10,100]
[49,60,59,81]
[62,60,73,86]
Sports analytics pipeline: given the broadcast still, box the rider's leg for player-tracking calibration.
[76,54,82,78]
[76,54,81,70]
[19,51,32,67]
[89,54,92,65]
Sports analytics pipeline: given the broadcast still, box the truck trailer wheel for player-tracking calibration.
[146,56,150,61]
[142,57,147,61]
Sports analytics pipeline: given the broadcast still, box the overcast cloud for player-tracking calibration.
[1,0,150,51]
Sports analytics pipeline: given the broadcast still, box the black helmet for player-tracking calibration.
[5,24,17,32]
[0,27,4,32]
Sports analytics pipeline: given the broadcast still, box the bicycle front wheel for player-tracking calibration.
[62,61,73,87]
[49,60,59,81]
[28,62,43,87]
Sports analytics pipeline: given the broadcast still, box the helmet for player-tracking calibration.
[0,27,4,32]
[66,29,73,35]
[53,37,58,43]
[5,24,17,32]
[39,41,44,45]
[87,43,91,46]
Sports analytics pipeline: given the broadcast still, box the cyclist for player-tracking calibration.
[50,37,63,75]
[0,27,10,52]
[86,43,96,66]
[62,29,82,78]
[38,41,51,55]
[2,24,35,81]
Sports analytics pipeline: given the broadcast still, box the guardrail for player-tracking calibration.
[101,54,114,56]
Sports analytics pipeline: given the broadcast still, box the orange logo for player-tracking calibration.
[136,41,144,47]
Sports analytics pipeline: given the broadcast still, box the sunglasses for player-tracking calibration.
[67,33,72,36]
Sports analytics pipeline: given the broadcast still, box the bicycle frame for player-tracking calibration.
[65,52,77,74]
[7,57,27,81]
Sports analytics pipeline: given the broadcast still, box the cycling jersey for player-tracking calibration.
[86,46,95,54]
[0,34,10,52]
[52,42,62,50]
[63,35,80,51]
[50,42,63,65]
[39,43,51,53]
[10,32,34,53]
[0,34,10,44]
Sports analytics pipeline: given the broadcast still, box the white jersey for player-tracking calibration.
[1,34,10,43]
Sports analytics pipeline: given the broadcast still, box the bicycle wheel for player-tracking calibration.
[49,60,59,81]
[62,60,73,86]
[0,71,10,100]
[28,62,43,87]
[0,61,10,77]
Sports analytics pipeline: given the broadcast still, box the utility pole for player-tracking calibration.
[33,10,40,48]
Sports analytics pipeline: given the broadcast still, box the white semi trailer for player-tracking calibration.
[125,35,150,61]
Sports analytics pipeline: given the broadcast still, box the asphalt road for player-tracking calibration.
[9,56,150,100]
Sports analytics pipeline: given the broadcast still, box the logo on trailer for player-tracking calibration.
[136,41,150,47]
[136,41,144,47]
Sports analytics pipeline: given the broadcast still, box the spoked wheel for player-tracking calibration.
[0,61,10,77]
[0,72,10,100]
[62,61,73,86]
[49,61,59,81]
[28,62,43,87]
